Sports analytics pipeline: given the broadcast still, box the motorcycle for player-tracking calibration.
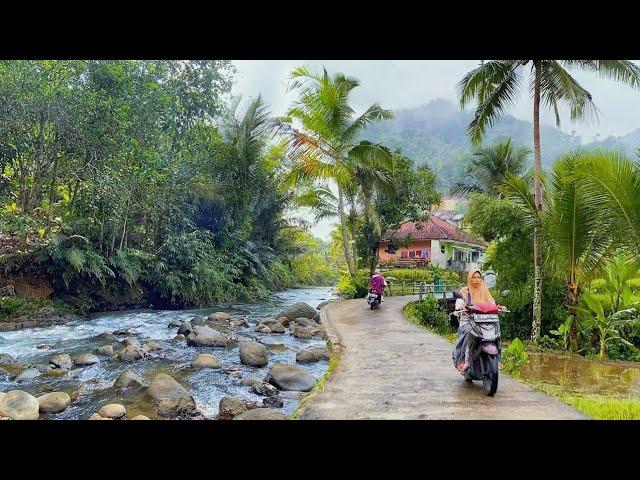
[451,289,509,396]
[367,290,382,310]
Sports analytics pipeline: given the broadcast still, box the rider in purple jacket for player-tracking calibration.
[369,269,387,300]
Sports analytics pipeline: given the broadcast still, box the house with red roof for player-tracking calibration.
[378,216,486,272]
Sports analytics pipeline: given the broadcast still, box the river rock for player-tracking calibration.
[129,415,150,420]
[16,368,41,383]
[168,319,182,328]
[191,353,222,369]
[254,325,269,333]
[277,302,317,321]
[258,317,278,327]
[0,353,16,365]
[74,353,100,367]
[147,373,197,418]
[113,328,138,337]
[98,403,126,419]
[268,322,286,334]
[311,328,326,339]
[122,337,141,347]
[276,316,291,327]
[113,370,148,389]
[0,390,40,420]
[49,353,73,371]
[239,376,263,387]
[218,396,248,420]
[291,317,317,328]
[292,325,313,339]
[38,392,71,414]
[190,316,207,326]
[95,345,114,356]
[239,342,268,367]
[262,395,284,408]
[142,342,162,353]
[177,321,193,337]
[186,326,230,347]
[208,312,231,322]
[234,408,289,420]
[36,344,54,350]
[230,317,249,328]
[251,382,280,397]
[296,346,330,363]
[313,312,321,323]
[267,364,316,392]
[94,332,118,342]
[316,299,335,310]
[89,413,111,420]
[174,334,185,341]
[118,345,147,362]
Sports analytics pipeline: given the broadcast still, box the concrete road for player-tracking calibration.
[297,295,586,419]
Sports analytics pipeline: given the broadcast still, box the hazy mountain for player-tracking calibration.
[364,99,639,191]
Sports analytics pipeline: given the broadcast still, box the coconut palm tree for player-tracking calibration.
[274,67,395,276]
[451,139,531,197]
[459,60,640,342]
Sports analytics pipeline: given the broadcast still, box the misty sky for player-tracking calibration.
[230,60,640,239]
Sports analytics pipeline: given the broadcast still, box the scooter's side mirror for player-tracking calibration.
[501,290,511,298]
[453,289,462,299]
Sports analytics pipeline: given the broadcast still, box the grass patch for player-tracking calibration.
[404,301,456,343]
[526,381,640,419]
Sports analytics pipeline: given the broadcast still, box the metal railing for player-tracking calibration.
[386,281,460,300]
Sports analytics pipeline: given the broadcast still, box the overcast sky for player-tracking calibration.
[231,60,640,239]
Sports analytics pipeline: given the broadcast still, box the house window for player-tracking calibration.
[423,248,429,258]
[441,246,445,254]
[409,251,415,258]
[454,250,463,261]
[400,251,408,258]
[414,250,421,257]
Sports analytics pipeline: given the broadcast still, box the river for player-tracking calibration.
[0,287,336,419]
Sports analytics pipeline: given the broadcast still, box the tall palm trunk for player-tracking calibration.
[337,185,355,276]
[532,61,543,343]
[567,281,579,352]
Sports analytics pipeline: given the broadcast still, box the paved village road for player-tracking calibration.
[297,296,586,419]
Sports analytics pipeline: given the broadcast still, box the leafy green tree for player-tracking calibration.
[459,59,640,343]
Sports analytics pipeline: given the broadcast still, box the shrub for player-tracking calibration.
[336,270,370,299]
[412,296,452,335]
[501,337,529,375]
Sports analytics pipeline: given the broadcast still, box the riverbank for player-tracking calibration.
[0,287,335,420]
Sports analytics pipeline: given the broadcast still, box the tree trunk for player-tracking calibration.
[567,282,579,352]
[337,185,355,276]
[531,61,543,344]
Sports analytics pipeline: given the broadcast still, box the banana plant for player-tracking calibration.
[578,293,639,360]
[550,315,574,351]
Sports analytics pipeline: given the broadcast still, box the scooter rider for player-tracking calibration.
[453,270,505,373]
[369,269,387,301]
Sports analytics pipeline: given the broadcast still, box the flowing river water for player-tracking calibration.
[0,287,336,419]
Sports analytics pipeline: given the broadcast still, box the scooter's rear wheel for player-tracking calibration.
[482,355,499,396]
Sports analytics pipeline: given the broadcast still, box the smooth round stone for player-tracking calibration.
[16,368,42,383]
[95,345,114,356]
[98,403,126,419]
[38,392,72,414]
[0,390,40,420]
[191,354,222,369]
[89,413,111,420]
[74,353,100,367]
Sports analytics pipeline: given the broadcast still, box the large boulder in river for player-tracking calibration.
[276,316,291,327]
[122,338,141,347]
[0,390,40,420]
[251,382,280,397]
[118,345,147,362]
[94,332,118,342]
[186,326,230,347]
[239,342,268,367]
[218,396,248,420]
[292,325,313,339]
[177,321,193,337]
[74,353,100,367]
[146,373,197,418]
[277,302,317,321]
[168,319,182,328]
[296,346,330,363]
[267,364,316,392]
[113,370,148,389]
[142,342,162,353]
[258,317,278,327]
[49,353,73,371]
[38,392,71,414]
[191,354,222,369]
[234,408,289,420]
